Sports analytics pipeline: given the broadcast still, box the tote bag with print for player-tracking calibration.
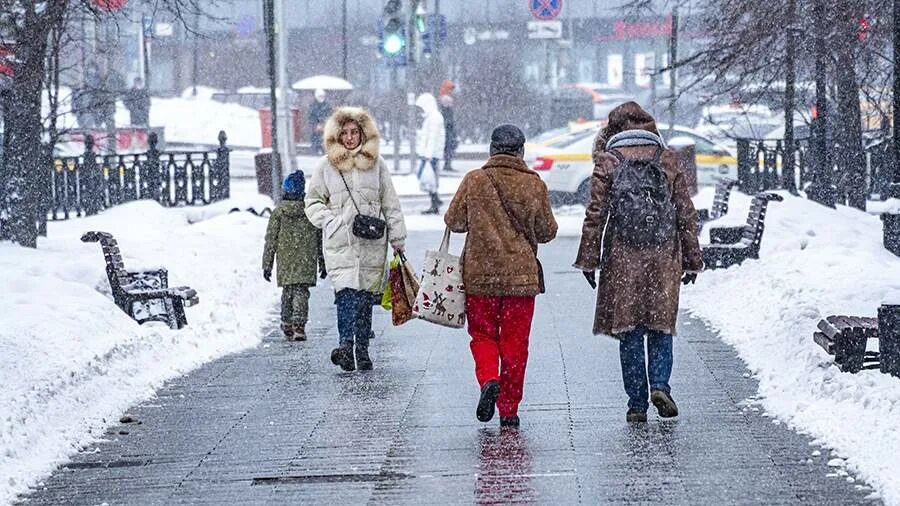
[413,228,466,328]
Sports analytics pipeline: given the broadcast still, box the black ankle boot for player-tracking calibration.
[499,415,520,428]
[476,380,500,422]
[355,345,373,371]
[330,344,355,371]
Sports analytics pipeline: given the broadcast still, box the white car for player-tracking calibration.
[533,124,738,205]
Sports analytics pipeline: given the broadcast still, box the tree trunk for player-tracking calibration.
[2,7,54,248]
[835,14,867,210]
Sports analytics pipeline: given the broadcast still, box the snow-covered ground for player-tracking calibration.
[2,180,900,504]
[0,193,282,504]
[685,187,900,504]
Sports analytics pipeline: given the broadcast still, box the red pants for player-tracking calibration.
[467,295,536,417]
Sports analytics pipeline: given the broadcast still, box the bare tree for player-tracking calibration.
[0,0,212,248]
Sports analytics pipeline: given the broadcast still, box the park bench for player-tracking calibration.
[813,306,900,376]
[81,231,199,329]
[813,316,880,373]
[696,178,738,231]
[228,206,272,217]
[701,192,783,269]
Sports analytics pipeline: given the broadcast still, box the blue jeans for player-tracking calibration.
[618,326,673,411]
[335,288,373,349]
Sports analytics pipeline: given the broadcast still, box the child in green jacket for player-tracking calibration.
[263,171,325,340]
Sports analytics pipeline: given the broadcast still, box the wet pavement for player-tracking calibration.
[21,233,878,505]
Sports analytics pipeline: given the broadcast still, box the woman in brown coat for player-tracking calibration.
[574,102,703,423]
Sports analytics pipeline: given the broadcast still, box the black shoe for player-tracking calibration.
[626,409,648,423]
[651,390,679,418]
[499,415,520,428]
[356,346,373,371]
[476,380,500,422]
[330,345,355,372]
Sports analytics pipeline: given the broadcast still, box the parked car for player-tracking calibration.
[695,103,784,150]
[533,123,737,205]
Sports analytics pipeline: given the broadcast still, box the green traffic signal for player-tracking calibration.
[383,32,405,56]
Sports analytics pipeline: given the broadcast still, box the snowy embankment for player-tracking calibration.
[0,194,277,504]
[684,188,900,504]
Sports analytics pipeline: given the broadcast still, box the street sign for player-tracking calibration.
[527,20,563,39]
[529,0,563,21]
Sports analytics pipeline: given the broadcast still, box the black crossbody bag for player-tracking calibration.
[338,170,387,240]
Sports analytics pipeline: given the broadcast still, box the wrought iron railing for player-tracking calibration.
[49,131,230,220]
[736,135,893,200]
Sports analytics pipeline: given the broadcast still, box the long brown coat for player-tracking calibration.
[574,102,703,337]
[445,154,558,297]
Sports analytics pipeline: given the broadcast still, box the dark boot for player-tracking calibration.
[293,324,307,341]
[499,415,520,428]
[422,193,440,215]
[330,344,355,371]
[355,345,373,371]
[650,390,679,418]
[476,380,500,422]
[281,322,294,341]
[626,409,648,423]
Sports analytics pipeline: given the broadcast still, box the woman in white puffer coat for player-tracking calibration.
[305,107,407,372]
[415,92,446,214]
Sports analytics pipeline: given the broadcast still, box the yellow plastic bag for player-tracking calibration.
[380,255,400,311]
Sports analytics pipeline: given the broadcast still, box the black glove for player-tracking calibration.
[263,269,272,282]
[681,272,697,285]
[319,265,328,279]
[583,270,597,289]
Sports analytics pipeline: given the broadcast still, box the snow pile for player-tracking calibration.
[683,188,900,504]
[150,94,261,149]
[0,200,277,504]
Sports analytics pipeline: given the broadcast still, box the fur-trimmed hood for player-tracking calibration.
[324,107,380,171]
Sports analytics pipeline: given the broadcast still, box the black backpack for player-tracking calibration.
[609,147,676,247]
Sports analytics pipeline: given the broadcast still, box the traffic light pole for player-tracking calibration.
[392,63,400,173]
[407,0,419,175]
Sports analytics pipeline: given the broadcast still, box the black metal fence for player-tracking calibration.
[736,135,894,201]
[49,130,230,220]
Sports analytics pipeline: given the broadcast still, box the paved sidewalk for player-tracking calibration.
[22,235,878,505]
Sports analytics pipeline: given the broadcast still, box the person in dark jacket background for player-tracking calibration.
[438,80,458,172]
[124,77,151,126]
[263,171,326,341]
[445,124,558,429]
[308,88,332,156]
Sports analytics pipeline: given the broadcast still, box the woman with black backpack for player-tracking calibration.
[574,102,703,423]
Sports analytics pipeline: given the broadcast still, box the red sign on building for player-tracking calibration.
[92,0,128,12]
[0,44,15,78]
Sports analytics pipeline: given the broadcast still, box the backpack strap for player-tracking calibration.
[608,149,625,162]
[652,147,663,163]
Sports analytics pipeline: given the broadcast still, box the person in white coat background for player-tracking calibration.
[305,107,407,372]
[415,93,446,214]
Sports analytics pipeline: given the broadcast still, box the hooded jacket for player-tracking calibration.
[305,107,407,292]
[415,93,446,160]
[262,198,322,287]
[574,102,703,337]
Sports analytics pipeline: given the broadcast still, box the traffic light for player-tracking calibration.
[414,1,427,34]
[382,0,405,57]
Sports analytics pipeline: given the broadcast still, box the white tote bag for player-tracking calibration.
[413,228,466,328]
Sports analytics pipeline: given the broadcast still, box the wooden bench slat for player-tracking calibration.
[814,332,836,354]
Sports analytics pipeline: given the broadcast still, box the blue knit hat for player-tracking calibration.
[283,171,306,196]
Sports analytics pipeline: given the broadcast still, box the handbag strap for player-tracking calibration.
[483,169,537,254]
[337,170,363,216]
[439,227,451,253]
